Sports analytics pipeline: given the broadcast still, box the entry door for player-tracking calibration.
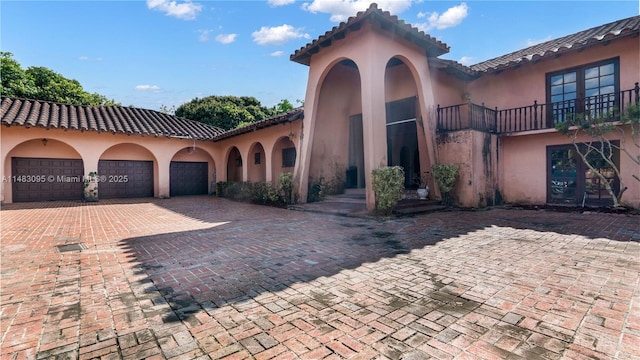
[547,144,619,205]
[386,97,419,188]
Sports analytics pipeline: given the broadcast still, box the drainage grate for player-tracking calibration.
[55,243,87,253]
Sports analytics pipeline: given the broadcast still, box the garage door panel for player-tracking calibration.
[98,160,153,199]
[12,157,84,202]
[170,162,208,196]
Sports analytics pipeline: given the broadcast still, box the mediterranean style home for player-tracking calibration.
[1,4,639,210]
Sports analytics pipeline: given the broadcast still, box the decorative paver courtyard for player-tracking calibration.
[1,197,639,359]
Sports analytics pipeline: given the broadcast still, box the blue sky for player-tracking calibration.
[2,1,637,111]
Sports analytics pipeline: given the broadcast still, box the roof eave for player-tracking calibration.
[290,4,449,66]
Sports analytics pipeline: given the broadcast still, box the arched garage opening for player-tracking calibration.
[98,143,156,199]
[226,147,243,182]
[6,138,83,202]
[170,146,215,196]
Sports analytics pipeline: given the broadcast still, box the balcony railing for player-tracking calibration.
[436,83,640,134]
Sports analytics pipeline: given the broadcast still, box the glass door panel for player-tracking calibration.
[550,148,578,203]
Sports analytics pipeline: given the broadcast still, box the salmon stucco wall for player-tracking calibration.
[467,37,639,109]
[298,20,439,209]
[435,130,499,207]
[0,126,221,203]
[212,120,302,185]
[499,127,640,208]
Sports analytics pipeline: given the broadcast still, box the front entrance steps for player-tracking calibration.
[290,188,447,217]
[393,197,447,216]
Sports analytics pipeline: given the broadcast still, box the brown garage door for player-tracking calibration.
[11,157,84,202]
[170,161,208,196]
[98,160,153,199]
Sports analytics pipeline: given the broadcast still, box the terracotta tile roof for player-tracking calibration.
[290,3,449,66]
[1,96,225,140]
[213,107,304,142]
[429,58,478,80]
[471,15,640,73]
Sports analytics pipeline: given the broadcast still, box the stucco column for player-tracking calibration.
[360,59,388,211]
[157,158,170,198]
[296,67,322,203]
[82,154,100,201]
[265,144,274,183]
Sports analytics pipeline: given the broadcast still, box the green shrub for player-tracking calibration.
[252,182,281,205]
[216,181,228,197]
[218,181,253,202]
[278,172,296,205]
[307,176,325,203]
[432,163,459,205]
[371,166,405,215]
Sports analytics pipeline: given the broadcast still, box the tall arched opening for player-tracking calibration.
[384,57,429,189]
[247,142,266,183]
[309,59,363,190]
[226,147,243,182]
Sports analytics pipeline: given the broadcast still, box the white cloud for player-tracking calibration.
[268,0,295,6]
[198,29,211,42]
[302,0,412,22]
[270,51,285,57]
[417,11,427,19]
[146,0,202,20]
[216,33,237,44]
[252,24,310,45]
[459,56,475,66]
[526,36,552,47]
[135,85,161,92]
[416,2,468,31]
[79,56,102,61]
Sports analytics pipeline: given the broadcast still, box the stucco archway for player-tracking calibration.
[226,146,243,182]
[308,59,363,193]
[247,142,266,183]
[170,146,216,196]
[4,138,84,202]
[384,57,431,189]
[271,136,296,185]
[98,143,157,199]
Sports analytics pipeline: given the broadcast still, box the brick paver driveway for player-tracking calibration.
[1,197,639,360]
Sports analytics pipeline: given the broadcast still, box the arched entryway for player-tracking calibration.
[309,59,363,191]
[226,147,243,182]
[384,57,429,189]
[170,146,215,196]
[98,143,156,199]
[5,138,84,202]
[271,136,296,184]
[248,142,266,183]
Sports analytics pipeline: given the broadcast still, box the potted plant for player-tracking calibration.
[414,171,431,200]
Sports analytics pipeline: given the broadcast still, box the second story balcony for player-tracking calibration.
[436,83,640,134]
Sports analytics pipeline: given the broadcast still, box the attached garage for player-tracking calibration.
[170,161,208,196]
[11,157,84,202]
[98,160,153,199]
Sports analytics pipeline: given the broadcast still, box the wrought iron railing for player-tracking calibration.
[436,83,640,134]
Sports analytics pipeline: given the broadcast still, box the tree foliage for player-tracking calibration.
[175,95,276,131]
[555,104,640,207]
[1,52,118,106]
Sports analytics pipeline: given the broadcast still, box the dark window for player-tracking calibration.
[546,58,619,124]
[547,143,619,206]
[254,152,261,165]
[282,147,296,168]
